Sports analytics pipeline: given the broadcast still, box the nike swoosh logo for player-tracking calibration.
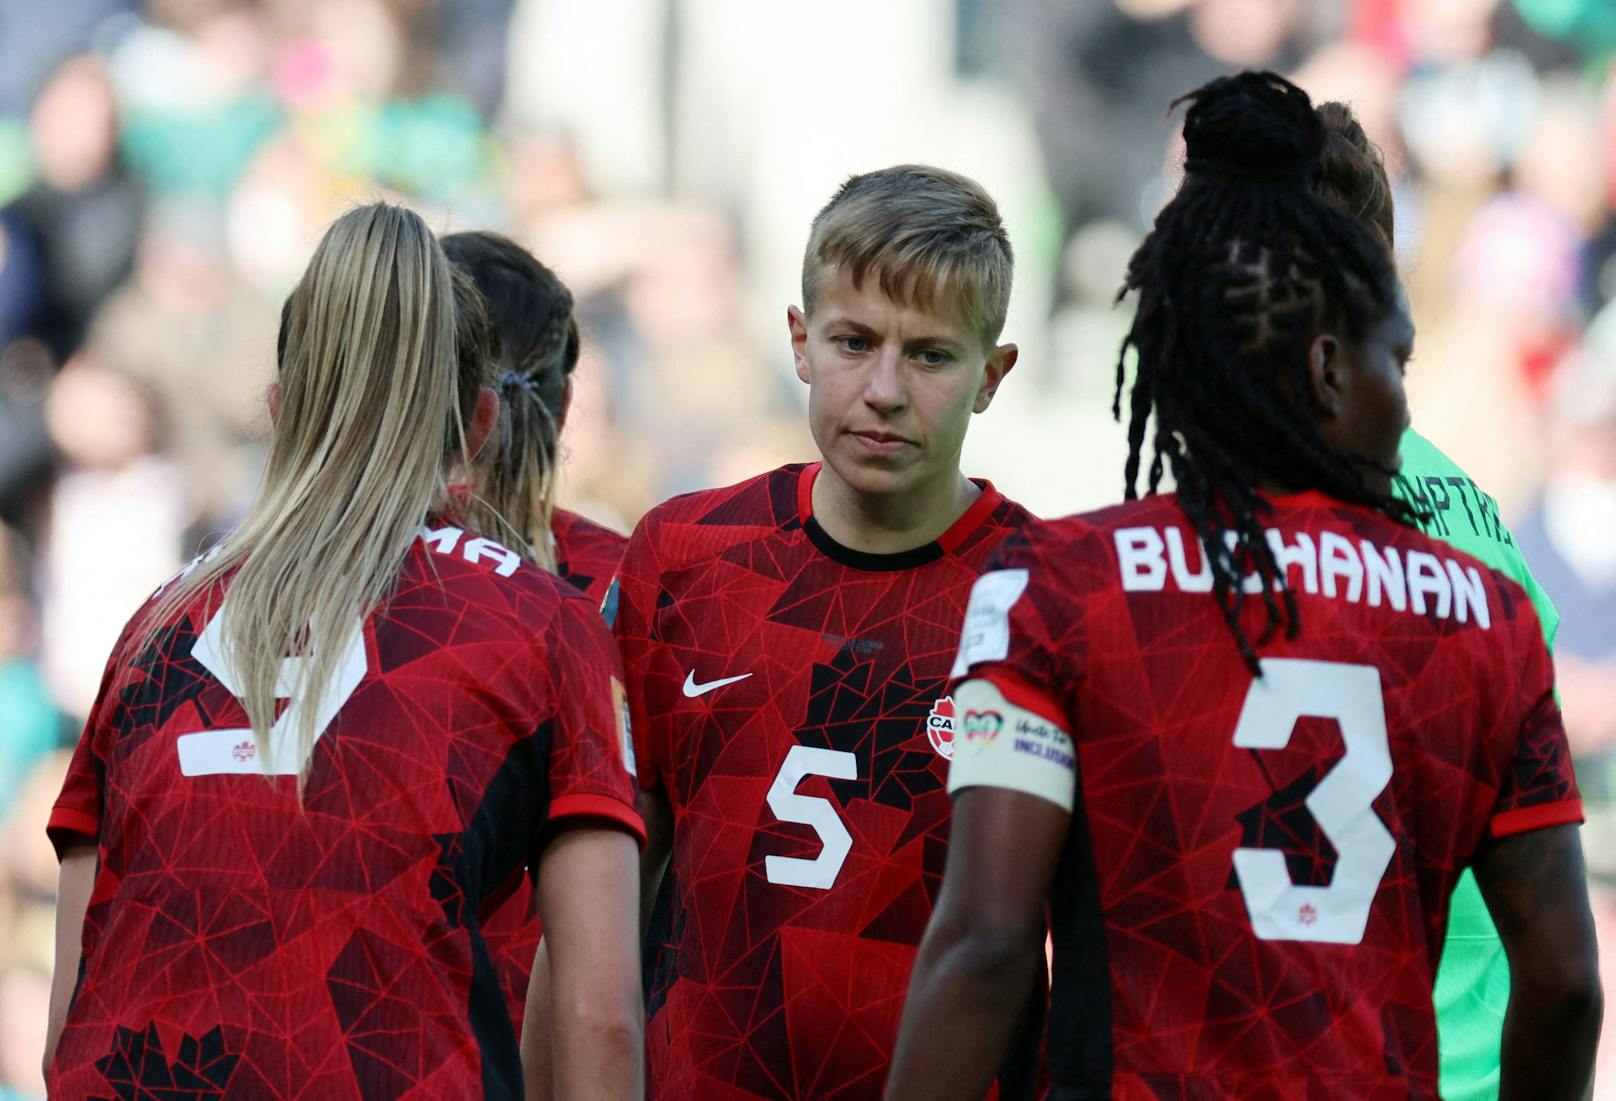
[683,670,753,698]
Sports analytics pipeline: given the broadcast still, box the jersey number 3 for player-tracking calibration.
[764,746,857,889]
[177,603,368,777]
[1232,658,1395,945]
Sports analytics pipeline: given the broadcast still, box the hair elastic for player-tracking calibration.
[497,370,543,395]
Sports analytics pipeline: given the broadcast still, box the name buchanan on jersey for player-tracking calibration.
[1113,524,1494,628]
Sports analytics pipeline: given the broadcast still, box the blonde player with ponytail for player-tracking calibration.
[44,203,644,1101]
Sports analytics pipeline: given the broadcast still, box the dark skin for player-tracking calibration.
[887,795,1600,1101]
[885,788,1066,1100]
[886,314,1602,1101]
[1473,823,1601,1100]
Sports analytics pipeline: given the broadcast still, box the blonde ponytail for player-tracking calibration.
[146,202,490,784]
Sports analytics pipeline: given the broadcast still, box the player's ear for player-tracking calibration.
[788,306,811,384]
[973,342,1017,414]
[1306,332,1346,421]
[266,382,283,425]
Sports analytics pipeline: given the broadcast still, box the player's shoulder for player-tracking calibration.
[996,495,1175,564]
[553,507,628,554]
[627,464,803,563]
[413,521,588,633]
[1354,503,1543,637]
[979,487,1039,540]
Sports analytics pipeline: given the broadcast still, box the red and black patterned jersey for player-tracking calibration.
[614,462,1037,1101]
[479,506,630,1030]
[947,490,1581,1099]
[552,507,628,609]
[46,523,643,1101]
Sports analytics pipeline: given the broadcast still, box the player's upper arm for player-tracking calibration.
[946,536,1085,815]
[609,513,675,794]
[1472,824,1597,995]
[536,593,645,850]
[48,626,137,857]
[1485,608,1582,840]
[947,679,1078,814]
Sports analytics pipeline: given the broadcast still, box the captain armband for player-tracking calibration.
[946,679,1076,813]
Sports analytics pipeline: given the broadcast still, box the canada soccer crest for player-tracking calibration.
[926,697,956,760]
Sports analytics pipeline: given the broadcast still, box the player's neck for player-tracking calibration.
[810,465,981,556]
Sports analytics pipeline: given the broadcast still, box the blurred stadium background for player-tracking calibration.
[1,0,1615,1095]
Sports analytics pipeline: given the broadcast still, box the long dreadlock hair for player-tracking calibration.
[1114,70,1418,673]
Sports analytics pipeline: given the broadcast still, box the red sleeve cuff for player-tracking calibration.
[1490,798,1584,840]
[47,806,100,860]
[548,793,647,848]
[970,669,1070,732]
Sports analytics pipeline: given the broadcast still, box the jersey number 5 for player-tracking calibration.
[1232,658,1395,945]
[177,604,368,777]
[764,746,857,889]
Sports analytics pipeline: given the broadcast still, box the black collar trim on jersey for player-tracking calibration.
[795,463,1004,572]
[802,515,946,571]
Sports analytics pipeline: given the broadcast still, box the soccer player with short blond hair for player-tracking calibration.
[615,165,1040,1099]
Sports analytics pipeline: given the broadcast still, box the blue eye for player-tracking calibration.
[916,349,950,367]
[837,336,870,354]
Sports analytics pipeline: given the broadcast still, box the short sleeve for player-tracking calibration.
[48,621,138,859]
[610,515,675,793]
[540,593,646,847]
[946,534,1079,730]
[945,534,1086,810]
[1488,607,1581,840]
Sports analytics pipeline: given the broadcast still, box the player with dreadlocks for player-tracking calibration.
[889,71,1598,1099]
[1109,75,1422,672]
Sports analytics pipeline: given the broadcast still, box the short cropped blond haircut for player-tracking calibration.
[802,165,1014,348]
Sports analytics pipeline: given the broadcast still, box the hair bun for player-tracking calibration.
[1178,70,1325,185]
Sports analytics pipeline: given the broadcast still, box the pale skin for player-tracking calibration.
[44,845,94,1080]
[790,267,1016,554]
[531,827,644,1101]
[46,384,647,1099]
[630,268,1019,1069]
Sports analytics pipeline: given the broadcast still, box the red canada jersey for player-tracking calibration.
[614,463,1037,1100]
[947,491,1581,1099]
[480,506,629,1030]
[47,523,642,1101]
[552,507,628,609]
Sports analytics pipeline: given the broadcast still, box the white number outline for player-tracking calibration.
[1231,658,1395,944]
[177,603,368,777]
[763,746,858,889]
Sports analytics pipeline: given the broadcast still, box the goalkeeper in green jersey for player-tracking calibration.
[1310,102,1566,1099]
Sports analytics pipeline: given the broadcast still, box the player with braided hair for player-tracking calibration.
[440,232,631,1090]
[890,71,1597,1099]
[1111,71,1419,672]
[442,231,626,605]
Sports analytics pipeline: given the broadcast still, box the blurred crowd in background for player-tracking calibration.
[2,0,1615,1095]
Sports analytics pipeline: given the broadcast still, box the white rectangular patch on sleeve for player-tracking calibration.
[947,679,1076,812]
[950,568,1030,678]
